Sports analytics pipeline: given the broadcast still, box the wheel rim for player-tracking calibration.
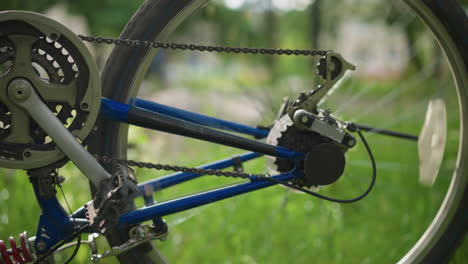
[102,0,468,262]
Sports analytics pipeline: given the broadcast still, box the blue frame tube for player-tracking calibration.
[72,152,263,218]
[131,98,269,139]
[32,183,75,252]
[138,152,261,194]
[100,98,303,160]
[119,171,296,225]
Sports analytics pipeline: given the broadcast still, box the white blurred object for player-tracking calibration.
[336,20,409,80]
[418,99,447,186]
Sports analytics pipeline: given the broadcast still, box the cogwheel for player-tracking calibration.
[317,56,343,80]
[266,114,333,189]
[266,114,294,176]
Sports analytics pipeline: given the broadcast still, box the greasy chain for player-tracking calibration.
[95,155,269,181]
[78,34,328,57]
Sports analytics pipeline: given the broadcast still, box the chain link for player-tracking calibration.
[95,155,270,182]
[78,34,328,57]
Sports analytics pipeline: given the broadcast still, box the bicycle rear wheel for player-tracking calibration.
[90,0,468,263]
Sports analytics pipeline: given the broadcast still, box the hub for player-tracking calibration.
[267,109,355,188]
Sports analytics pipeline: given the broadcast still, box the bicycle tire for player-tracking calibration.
[89,0,468,263]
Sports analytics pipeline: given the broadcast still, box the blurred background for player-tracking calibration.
[0,0,467,263]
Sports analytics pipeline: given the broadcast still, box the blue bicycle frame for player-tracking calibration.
[32,97,303,252]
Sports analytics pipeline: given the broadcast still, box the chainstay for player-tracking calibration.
[78,34,329,57]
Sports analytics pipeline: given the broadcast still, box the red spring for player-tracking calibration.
[0,232,33,264]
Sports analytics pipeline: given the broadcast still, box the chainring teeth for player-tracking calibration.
[0,39,14,78]
[32,37,80,84]
[0,103,11,140]
[32,37,78,84]
[0,38,12,137]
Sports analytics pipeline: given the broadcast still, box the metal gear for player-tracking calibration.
[266,114,332,187]
[317,55,343,80]
[0,11,101,170]
[0,36,78,144]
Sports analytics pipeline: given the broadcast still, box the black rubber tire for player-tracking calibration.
[417,2,468,263]
[89,0,468,263]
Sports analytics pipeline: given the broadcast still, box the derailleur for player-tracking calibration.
[268,52,358,187]
[289,51,357,150]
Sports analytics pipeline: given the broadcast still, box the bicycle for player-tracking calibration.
[0,0,467,263]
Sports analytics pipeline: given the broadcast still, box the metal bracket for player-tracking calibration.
[288,52,355,118]
[232,155,244,173]
[293,109,356,149]
[28,168,64,199]
[89,224,168,263]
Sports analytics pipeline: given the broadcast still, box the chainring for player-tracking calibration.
[0,11,101,170]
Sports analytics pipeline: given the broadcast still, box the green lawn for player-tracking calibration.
[0,77,467,263]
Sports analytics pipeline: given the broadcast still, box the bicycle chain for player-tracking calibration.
[79,34,329,189]
[95,155,273,182]
[78,34,328,57]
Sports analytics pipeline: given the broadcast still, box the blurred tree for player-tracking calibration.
[264,1,279,81]
[66,0,143,36]
[0,0,56,12]
[0,0,143,36]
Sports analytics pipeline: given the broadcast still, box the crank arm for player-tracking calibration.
[7,78,110,187]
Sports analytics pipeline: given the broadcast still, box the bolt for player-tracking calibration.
[132,226,146,239]
[7,78,32,101]
[36,240,47,251]
[301,115,309,124]
[50,33,58,41]
[348,139,356,147]
[24,151,31,158]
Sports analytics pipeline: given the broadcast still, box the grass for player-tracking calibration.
[0,76,467,263]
